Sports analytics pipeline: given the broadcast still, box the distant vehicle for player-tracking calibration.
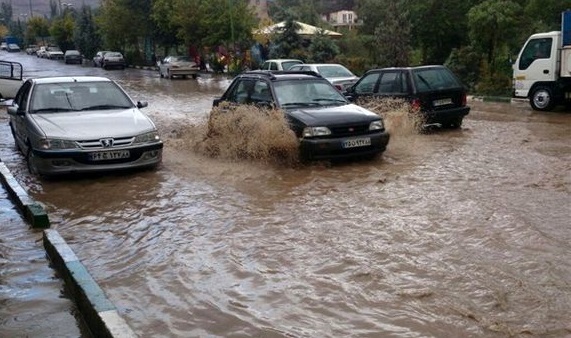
[288,63,359,91]
[7,76,163,176]
[46,46,64,59]
[64,50,83,65]
[36,46,48,58]
[0,60,23,100]
[212,70,390,161]
[345,65,470,129]
[157,55,200,79]
[101,51,126,70]
[0,42,7,50]
[25,45,39,55]
[93,50,111,67]
[7,44,21,53]
[260,59,303,71]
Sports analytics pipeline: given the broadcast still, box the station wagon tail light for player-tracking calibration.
[302,126,331,137]
[39,138,78,150]
[461,93,467,106]
[134,131,160,144]
[369,120,384,131]
[411,98,421,112]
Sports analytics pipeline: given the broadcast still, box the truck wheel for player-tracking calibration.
[530,86,555,111]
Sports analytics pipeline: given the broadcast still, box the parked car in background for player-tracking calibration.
[212,70,390,160]
[36,46,47,58]
[288,63,359,91]
[46,46,64,59]
[158,55,200,79]
[101,51,126,70]
[7,44,21,52]
[25,45,39,55]
[0,42,7,50]
[93,50,110,67]
[64,50,83,64]
[260,59,303,71]
[0,60,24,100]
[345,65,470,129]
[7,76,163,176]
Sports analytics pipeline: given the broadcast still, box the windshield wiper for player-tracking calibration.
[80,104,132,111]
[312,98,346,103]
[32,107,75,113]
[281,102,321,107]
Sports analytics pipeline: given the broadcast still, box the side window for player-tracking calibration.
[377,72,399,94]
[519,38,552,70]
[251,80,272,103]
[14,81,32,110]
[269,62,278,70]
[354,73,380,94]
[226,79,256,104]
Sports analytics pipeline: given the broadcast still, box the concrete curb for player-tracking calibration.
[0,162,50,228]
[0,161,136,337]
[468,95,528,104]
[43,229,138,338]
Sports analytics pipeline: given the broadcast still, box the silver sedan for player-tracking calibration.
[7,76,163,176]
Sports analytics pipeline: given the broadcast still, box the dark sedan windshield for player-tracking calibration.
[30,82,133,113]
[273,79,348,107]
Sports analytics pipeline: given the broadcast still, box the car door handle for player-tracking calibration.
[543,69,549,74]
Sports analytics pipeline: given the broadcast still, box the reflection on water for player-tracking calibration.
[1,53,570,337]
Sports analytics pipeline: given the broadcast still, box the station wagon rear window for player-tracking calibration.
[412,68,462,92]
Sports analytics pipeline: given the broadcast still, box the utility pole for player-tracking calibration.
[29,0,34,17]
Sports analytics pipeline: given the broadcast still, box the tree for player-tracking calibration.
[74,5,101,58]
[467,0,522,68]
[26,16,50,45]
[50,11,76,51]
[308,31,339,62]
[269,17,305,59]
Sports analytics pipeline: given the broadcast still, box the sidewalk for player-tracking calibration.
[0,181,86,337]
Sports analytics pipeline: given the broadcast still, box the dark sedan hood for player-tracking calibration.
[286,103,380,126]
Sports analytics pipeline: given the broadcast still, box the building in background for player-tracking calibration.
[322,10,361,31]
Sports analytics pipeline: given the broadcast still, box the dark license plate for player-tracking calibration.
[90,150,130,161]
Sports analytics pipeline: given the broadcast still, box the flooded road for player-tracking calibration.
[1,53,570,337]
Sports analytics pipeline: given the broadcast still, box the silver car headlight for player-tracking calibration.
[38,138,79,150]
[302,126,331,137]
[134,131,160,144]
[369,120,384,131]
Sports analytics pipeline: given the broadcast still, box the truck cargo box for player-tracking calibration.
[563,10,571,46]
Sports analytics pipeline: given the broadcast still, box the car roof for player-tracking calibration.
[264,59,303,63]
[237,70,323,81]
[366,65,449,72]
[30,76,113,85]
[292,63,346,67]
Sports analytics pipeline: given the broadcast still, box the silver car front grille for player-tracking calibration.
[77,136,135,149]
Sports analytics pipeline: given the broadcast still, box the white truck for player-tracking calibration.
[513,10,571,111]
[0,60,23,101]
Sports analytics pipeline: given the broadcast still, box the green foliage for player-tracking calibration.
[307,31,339,62]
[26,16,50,45]
[269,17,304,58]
[49,13,75,51]
[445,46,482,91]
[74,5,101,58]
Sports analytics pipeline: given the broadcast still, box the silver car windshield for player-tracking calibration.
[30,82,134,113]
[274,79,348,107]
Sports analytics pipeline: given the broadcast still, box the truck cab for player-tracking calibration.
[513,11,571,111]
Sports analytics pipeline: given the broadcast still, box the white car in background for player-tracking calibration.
[157,55,200,79]
[288,63,360,91]
[260,59,303,71]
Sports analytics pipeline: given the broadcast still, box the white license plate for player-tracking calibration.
[342,138,371,148]
[90,150,130,161]
[433,98,453,106]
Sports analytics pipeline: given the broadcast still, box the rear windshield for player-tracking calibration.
[412,68,462,92]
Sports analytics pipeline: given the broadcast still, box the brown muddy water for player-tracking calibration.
[0,53,570,337]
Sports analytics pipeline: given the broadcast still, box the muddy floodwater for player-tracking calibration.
[1,53,570,337]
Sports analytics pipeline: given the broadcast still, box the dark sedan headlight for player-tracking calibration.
[134,131,161,144]
[38,138,79,150]
[302,126,332,137]
[369,120,384,131]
